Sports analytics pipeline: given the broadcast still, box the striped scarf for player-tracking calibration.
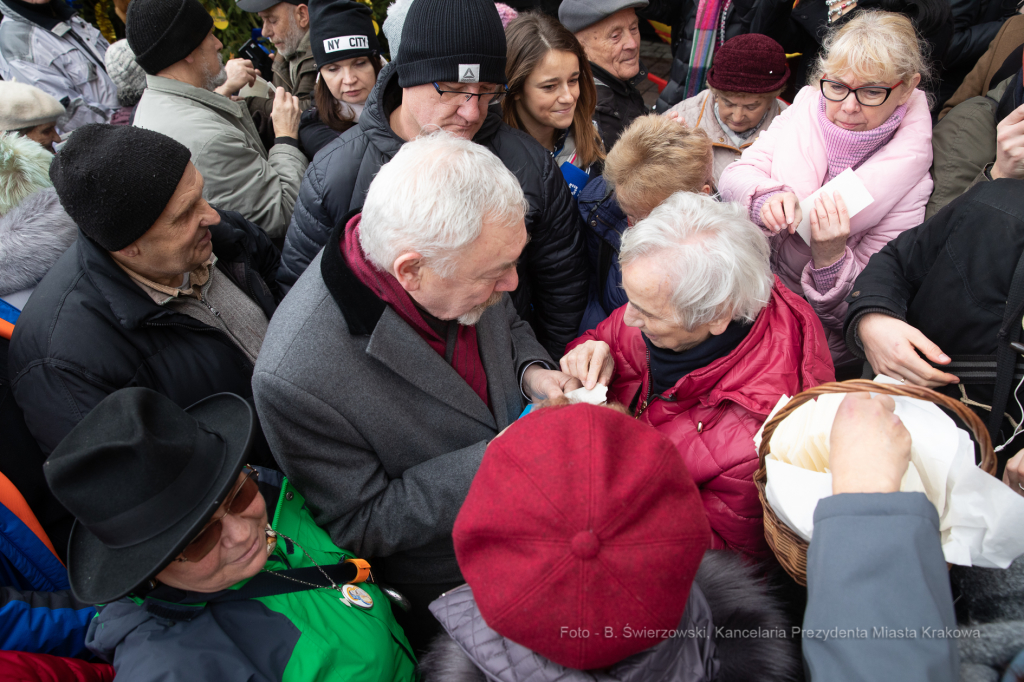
[683,0,732,99]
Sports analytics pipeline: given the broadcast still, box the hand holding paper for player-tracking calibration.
[795,168,874,245]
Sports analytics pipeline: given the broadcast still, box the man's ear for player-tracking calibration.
[708,314,732,336]
[296,2,310,30]
[393,252,424,292]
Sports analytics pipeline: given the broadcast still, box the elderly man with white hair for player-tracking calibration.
[252,132,580,652]
[561,192,834,559]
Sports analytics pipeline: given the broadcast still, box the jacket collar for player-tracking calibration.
[319,216,498,428]
[144,75,249,120]
[76,214,248,331]
[0,0,74,31]
[589,60,648,95]
[360,61,504,163]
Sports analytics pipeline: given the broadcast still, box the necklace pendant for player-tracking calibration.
[341,584,374,609]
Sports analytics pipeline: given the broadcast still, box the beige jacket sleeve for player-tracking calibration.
[195,129,308,239]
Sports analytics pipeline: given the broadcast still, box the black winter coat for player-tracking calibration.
[844,179,1024,471]
[9,210,283,463]
[277,62,588,358]
[592,62,650,149]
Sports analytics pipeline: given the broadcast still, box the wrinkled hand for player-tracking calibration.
[214,58,257,96]
[991,104,1024,180]
[830,392,911,494]
[664,110,687,126]
[858,314,959,387]
[270,86,301,139]
[522,365,583,402]
[1004,449,1024,497]
[559,340,614,390]
[761,192,802,235]
[809,192,850,268]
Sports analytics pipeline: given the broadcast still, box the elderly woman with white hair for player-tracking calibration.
[718,11,933,369]
[561,192,834,559]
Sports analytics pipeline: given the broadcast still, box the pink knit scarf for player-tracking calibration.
[816,95,907,182]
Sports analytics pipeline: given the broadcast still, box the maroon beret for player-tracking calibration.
[706,33,790,94]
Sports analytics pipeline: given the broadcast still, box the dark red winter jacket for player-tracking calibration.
[568,278,834,558]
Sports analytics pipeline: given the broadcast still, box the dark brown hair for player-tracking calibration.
[315,57,383,133]
[503,12,604,168]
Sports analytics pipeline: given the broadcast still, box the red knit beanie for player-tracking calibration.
[453,403,711,670]
[706,33,790,94]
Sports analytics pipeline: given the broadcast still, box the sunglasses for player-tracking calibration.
[174,465,260,563]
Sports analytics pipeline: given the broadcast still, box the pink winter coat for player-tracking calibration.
[718,86,933,363]
[567,279,835,559]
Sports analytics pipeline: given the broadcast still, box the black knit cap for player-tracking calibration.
[309,0,379,69]
[396,0,507,88]
[126,0,214,75]
[50,124,192,252]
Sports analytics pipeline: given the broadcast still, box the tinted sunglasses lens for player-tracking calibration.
[181,520,222,562]
[228,476,259,514]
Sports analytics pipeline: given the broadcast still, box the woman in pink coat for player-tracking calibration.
[718,11,933,367]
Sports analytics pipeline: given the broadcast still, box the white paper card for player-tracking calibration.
[566,384,608,406]
[795,168,875,244]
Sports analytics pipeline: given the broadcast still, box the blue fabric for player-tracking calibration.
[560,161,590,199]
[0,502,95,656]
[0,595,95,657]
[0,297,20,324]
[577,176,629,334]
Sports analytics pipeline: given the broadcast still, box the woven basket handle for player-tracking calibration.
[756,379,996,476]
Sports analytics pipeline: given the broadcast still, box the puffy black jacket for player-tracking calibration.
[9,210,283,463]
[654,0,760,113]
[844,179,1024,472]
[277,62,588,358]
[937,0,1017,107]
[591,62,651,148]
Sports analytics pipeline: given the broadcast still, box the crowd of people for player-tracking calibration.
[1,0,1024,679]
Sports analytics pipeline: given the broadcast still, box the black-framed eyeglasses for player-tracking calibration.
[432,82,507,106]
[819,77,903,107]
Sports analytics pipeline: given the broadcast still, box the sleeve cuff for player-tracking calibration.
[273,136,300,149]
[519,360,553,402]
[809,253,848,293]
[749,190,785,227]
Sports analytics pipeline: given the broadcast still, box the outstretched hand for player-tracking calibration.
[857,314,959,387]
[830,392,911,494]
[559,340,615,390]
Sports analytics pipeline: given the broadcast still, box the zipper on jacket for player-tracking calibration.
[634,346,679,419]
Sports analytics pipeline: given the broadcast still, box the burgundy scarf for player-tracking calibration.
[341,214,490,407]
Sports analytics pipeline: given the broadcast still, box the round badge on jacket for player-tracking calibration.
[341,584,373,608]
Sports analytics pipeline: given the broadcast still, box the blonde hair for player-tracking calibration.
[816,11,929,87]
[603,115,713,213]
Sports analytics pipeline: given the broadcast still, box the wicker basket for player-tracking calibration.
[753,379,997,586]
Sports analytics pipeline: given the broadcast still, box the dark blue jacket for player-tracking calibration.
[578,176,627,334]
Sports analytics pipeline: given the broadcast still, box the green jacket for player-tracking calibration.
[85,476,418,682]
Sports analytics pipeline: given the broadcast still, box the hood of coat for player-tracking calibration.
[360,61,504,159]
[0,187,77,296]
[620,278,834,417]
[85,599,155,662]
[420,550,799,682]
[0,132,55,216]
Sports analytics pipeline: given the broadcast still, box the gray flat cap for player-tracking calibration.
[558,0,648,34]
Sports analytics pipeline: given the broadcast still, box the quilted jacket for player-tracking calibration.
[567,280,834,559]
[718,86,933,363]
[276,61,588,358]
[420,551,800,682]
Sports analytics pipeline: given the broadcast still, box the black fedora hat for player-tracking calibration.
[44,388,254,604]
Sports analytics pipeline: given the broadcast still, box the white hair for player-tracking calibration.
[618,192,772,331]
[360,131,528,277]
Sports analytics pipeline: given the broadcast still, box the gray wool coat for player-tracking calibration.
[252,224,553,587]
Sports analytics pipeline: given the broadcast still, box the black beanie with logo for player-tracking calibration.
[126,0,214,75]
[309,0,379,69]
[395,0,507,88]
[50,125,193,252]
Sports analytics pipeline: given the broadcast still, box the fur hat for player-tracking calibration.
[0,83,65,133]
[0,133,77,296]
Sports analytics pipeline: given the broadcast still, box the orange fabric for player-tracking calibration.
[0,318,13,340]
[0,472,60,563]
